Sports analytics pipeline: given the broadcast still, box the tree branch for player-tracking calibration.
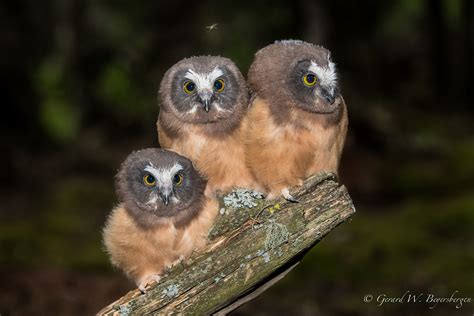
[98,172,356,315]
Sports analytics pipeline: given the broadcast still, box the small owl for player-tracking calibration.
[102,148,218,293]
[244,40,348,201]
[157,56,259,196]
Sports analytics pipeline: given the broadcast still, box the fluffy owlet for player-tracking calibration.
[243,40,348,201]
[157,56,259,196]
[102,148,218,293]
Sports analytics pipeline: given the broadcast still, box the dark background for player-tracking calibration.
[1,0,473,315]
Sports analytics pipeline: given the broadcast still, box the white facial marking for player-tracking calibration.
[213,103,231,113]
[309,59,337,95]
[184,67,223,92]
[145,191,159,209]
[186,104,198,114]
[144,163,184,189]
[170,196,179,204]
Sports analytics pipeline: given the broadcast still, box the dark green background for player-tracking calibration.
[1,0,473,315]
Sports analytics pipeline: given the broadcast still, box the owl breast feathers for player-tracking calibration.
[102,148,218,293]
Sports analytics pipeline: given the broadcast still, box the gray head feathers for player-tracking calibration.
[158,55,249,137]
[115,148,207,228]
[248,39,343,124]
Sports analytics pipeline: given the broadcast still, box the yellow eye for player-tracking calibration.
[173,173,183,186]
[143,174,156,186]
[303,74,317,86]
[183,81,196,94]
[213,79,225,92]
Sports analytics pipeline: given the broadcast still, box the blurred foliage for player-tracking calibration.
[0,0,473,315]
[96,62,152,123]
[0,177,113,269]
[36,58,80,142]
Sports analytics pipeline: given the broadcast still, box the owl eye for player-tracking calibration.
[173,173,183,186]
[143,174,156,186]
[303,74,317,86]
[183,81,196,94]
[213,79,225,92]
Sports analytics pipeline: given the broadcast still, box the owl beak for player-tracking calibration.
[320,88,335,104]
[203,99,211,112]
[198,91,213,112]
[160,193,170,206]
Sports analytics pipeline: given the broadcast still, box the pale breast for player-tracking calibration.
[167,126,207,160]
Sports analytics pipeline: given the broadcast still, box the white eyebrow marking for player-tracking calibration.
[184,67,223,91]
[144,162,183,187]
[169,163,184,175]
[309,58,337,95]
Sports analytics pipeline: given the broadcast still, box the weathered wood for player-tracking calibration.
[98,172,356,315]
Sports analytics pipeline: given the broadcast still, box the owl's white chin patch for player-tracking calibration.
[136,200,157,212]
[186,104,198,114]
[170,196,179,204]
[186,102,229,114]
[142,192,159,211]
[212,103,230,113]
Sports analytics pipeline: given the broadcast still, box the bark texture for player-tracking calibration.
[98,172,356,315]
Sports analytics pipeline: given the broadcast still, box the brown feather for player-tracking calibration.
[243,96,347,197]
[102,197,218,288]
[158,116,260,195]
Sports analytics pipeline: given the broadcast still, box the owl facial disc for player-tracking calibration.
[160,55,248,127]
[143,162,183,206]
[184,67,224,112]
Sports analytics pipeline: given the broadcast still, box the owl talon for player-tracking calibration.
[169,255,186,268]
[137,274,162,294]
[286,196,299,203]
[281,188,299,203]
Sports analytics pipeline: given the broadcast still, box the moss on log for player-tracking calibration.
[98,172,356,315]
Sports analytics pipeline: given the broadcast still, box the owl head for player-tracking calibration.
[115,148,206,227]
[248,40,341,115]
[159,56,249,125]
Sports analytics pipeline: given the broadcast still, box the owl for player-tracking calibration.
[243,40,348,201]
[102,148,218,293]
[157,56,259,196]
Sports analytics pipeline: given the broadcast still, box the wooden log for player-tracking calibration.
[98,172,356,315]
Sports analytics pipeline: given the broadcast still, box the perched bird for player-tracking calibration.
[157,56,259,195]
[244,40,348,201]
[103,148,218,293]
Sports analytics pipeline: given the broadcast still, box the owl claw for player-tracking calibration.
[281,188,299,203]
[168,255,185,268]
[138,274,162,294]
